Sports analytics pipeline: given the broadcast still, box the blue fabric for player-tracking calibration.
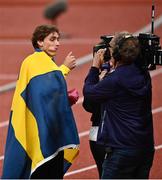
[2,69,79,179]
[35,48,42,52]
[21,70,79,158]
[83,64,154,149]
[2,112,32,179]
[63,159,72,173]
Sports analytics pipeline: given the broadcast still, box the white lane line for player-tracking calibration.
[0,121,9,128]
[152,107,162,114]
[79,131,89,138]
[65,164,97,176]
[0,81,16,93]
[76,53,93,67]
[0,156,4,161]
[155,144,162,150]
[150,68,162,77]
[76,97,84,104]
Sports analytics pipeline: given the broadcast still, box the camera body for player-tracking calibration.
[93,35,113,63]
[138,33,162,70]
[93,33,162,70]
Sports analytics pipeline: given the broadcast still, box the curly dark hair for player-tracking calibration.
[110,31,140,64]
[31,24,60,49]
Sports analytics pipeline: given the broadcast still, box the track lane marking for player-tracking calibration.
[65,164,97,176]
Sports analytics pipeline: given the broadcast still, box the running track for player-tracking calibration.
[0,0,162,178]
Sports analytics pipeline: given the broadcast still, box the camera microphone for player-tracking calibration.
[151,0,155,34]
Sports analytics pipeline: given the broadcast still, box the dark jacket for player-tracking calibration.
[82,97,101,126]
[83,63,154,149]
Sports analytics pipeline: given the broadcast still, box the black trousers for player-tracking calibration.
[101,148,154,179]
[89,140,106,178]
[31,151,64,179]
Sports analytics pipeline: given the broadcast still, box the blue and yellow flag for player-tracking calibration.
[2,52,79,178]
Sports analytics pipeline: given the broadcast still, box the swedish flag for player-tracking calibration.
[2,51,79,178]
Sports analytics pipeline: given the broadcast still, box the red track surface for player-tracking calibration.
[0,0,162,179]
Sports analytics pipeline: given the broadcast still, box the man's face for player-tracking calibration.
[108,39,116,68]
[38,32,60,57]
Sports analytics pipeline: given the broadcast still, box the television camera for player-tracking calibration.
[93,2,162,70]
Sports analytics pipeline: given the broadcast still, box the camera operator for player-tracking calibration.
[83,31,155,179]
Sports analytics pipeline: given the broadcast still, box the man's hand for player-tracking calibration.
[63,52,76,70]
[92,48,106,68]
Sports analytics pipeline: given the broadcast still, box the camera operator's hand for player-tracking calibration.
[92,48,106,68]
[63,51,76,70]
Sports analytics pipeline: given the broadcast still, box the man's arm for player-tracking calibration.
[83,67,116,103]
[59,51,76,77]
[59,64,70,77]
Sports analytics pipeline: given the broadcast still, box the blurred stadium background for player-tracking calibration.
[0,0,162,178]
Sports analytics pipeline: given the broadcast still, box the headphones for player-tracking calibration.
[112,34,135,61]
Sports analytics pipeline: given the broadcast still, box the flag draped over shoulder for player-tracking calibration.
[2,52,80,179]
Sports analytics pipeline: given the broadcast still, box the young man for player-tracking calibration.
[31,24,76,74]
[83,31,154,179]
[2,25,79,179]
